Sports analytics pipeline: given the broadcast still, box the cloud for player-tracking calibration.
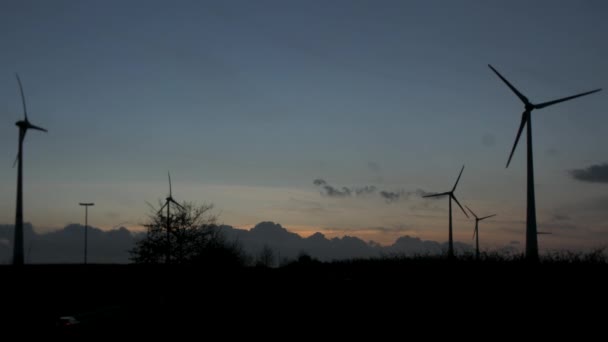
[0,222,477,263]
[415,189,442,198]
[415,189,433,197]
[320,225,414,235]
[221,222,471,260]
[355,185,377,196]
[313,179,437,204]
[379,190,405,203]
[313,179,352,197]
[0,224,139,264]
[570,163,608,183]
[313,179,326,186]
[380,188,442,203]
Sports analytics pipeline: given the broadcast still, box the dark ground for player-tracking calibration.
[1,261,607,337]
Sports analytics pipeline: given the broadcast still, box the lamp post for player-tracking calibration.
[79,203,94,264]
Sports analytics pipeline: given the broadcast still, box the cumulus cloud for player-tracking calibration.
[313,179,436,204]
[313,179,352,197]
[355,185,377,196]
[0,224,139,264]
[415,189,443,199]
[379,191,400,202]
[570,163,608,183]
[221,222,472,261]
[321,225,414,235]
[379,190,404,203]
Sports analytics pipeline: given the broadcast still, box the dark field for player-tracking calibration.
[2,258,607,337]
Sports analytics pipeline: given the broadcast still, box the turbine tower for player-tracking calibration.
[159,172,184,264]
[488,65,601,262]
[465,205,496,260]
[13,74,47,266]
[423,165,469,258]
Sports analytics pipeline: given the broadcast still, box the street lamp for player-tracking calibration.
[79,203,94,264]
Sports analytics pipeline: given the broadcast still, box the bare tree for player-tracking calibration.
[256,244,276,268]
[130,202,245,266]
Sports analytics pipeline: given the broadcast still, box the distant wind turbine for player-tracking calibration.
[465,205,496,260]
[12,74,47,266]
[488,64,601,262]
[159,172,184,264]
[423,165,469,258]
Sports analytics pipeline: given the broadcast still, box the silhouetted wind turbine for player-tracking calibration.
[465,205,496,260]
[423,165,469,258]
[12,74,47,266]
[159,172,184,264]
[488,64,601,262]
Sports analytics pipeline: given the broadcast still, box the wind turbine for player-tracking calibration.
[423,165,469,258]
[159,172,184,264]
[12,74,47,266]
[465,205,496,260]
[488,65,601,262]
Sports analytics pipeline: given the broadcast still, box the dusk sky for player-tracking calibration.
[1,0,606,251]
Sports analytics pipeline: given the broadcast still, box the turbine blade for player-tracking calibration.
[170,198,185,210]
[452,165,465,192]
[465,205,478,219]
[16,73,28,120]
[479,214,497,221]
[12,130,25,168]
[423,192,450,198]
[158,201,168,214]
[168,171,172,197]
[534,89,602,109]
[472,228,477,240]
[488,64,530,105]
[506,111,529,168]
[451,194,469,218]
[26,123,47,132]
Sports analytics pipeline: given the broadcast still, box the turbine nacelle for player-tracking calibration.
[466,205,496,224]
[16,119,47,132]
[422,165,469,218]
[159,172,185,213]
